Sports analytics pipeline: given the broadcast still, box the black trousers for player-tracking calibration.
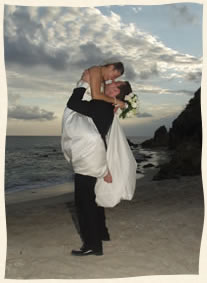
[74,173,108,252]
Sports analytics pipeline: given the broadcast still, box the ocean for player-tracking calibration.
[5,136,148,194]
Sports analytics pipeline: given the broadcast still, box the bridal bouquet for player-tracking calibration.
[119,93,139,119]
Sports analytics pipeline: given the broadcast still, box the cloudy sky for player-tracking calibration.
[4,3,202,137]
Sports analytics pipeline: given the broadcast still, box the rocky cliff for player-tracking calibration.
[141,87,202,179]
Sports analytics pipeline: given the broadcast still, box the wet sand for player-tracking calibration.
[5,169,204,279]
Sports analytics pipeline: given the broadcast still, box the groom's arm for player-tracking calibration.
[67,86,92,117]
[67,80,92,116]
[67,83,113,183]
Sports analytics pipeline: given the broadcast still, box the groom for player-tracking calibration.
[63,71,132,256]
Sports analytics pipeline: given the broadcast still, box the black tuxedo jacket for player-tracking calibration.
[67,87,114,148]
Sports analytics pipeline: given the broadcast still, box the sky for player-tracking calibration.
[4,3,203,137]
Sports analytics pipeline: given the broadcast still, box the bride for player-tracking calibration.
[61,61,137,256]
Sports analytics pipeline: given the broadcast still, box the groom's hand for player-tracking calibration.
[104,171,112,183]
[113,99,125,109]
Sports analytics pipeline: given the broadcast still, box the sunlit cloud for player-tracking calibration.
[4,5,202,136]
[8,105,57,121]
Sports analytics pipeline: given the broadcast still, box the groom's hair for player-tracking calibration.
[104,62,124,75]
[116,81,132,101]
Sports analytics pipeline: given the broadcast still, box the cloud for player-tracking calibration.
[3,5,202,137]
[4,6,70,70]
[4,5,202,84]
[185,71,202,83]
[8,92,21,105]
[132,7,142,14]
[121,112,180,137]
[8,105,56,121]
[169,4,200,26]
[137,112,153,118]
[72,42,115,69]
[6,69,72,99]
[134,83,196,97]
[139,63,159,80]
[4,35,70,70]
[171,89,194,96]
[122,64,137,80]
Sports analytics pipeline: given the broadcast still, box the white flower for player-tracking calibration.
[119,92,139,119]
[127,111,134,118]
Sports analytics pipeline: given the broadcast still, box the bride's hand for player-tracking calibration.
[114,99,126,109]
[114,106,119,113]
[104,171,112,183]
[81,69,90,83]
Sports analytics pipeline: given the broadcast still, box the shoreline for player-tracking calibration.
[5,140,169,201]
[5,181,74,206]
[5,167,158,207]
[5,145,170,206]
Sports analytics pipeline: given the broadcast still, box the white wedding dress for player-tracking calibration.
[61,90,137,207]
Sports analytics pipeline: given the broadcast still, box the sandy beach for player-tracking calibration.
[5,168,204,279]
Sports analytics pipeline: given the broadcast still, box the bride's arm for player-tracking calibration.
[89,67,115,104]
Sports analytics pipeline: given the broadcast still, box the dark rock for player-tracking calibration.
[143,163,154,168]
[154,126,169,146]
[135,153,148,163]
[127,138,138,148]
[154,141,201,180]
[143,154,152,158]
[168,88,202,149]
[136,170,143,174]
[153,87,202,179]
[141,138,154,148]
[153,169,180,180]
[136,158,146,163]
[141,126,169,148]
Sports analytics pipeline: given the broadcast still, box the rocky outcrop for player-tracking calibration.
[153,141,201,180]
[141,126,169,147]
[168,88,202,149]
[142,88,202,179]
[127,139,139,148]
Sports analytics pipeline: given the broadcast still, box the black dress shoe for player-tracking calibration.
[80,243,91,251]
[71,248,103,256]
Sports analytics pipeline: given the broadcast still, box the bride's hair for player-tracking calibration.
[103,62,124,75]
[116,81,132,101]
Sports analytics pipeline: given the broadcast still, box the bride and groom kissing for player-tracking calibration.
[61,62,137,256]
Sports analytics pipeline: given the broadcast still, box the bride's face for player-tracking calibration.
[105,66,121,81]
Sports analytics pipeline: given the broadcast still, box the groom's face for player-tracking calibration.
[105,81,124,97]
